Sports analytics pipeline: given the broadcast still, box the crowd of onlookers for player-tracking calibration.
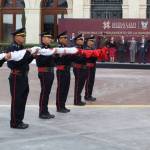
[69,32,150,64]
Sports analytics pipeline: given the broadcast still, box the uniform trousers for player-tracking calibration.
[9,72,29,127]
[85,65,96,98]
[73,67,87,104]
[38,71,54,114]
[56,68,70,110]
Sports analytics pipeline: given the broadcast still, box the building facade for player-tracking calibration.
[0,0,148,44]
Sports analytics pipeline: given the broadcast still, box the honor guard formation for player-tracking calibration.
[0,28,107,129]
[0,27,149,129]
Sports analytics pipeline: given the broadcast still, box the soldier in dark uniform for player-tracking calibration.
[84,36,97,101]
[73,34,86,106]
[7,28,35,129]
[36,32,55,119]
[55,31,71,113]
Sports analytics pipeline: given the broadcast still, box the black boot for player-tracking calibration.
[85,96,96,101]
[39,112,55,119]
[57,107,70,113]
[10,122,29,129]
[74,101,86,106]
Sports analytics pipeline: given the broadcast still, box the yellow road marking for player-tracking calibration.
[1,105,150,108]
[66,105,150,108]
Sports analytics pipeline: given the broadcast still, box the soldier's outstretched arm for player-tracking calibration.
[9,50,26,61]
[3,47,35,62]
[6,46,40,62]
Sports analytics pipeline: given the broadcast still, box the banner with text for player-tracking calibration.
[58,19,150,38]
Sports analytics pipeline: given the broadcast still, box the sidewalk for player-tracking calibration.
[1,65,150,149]
[0,106,150,150]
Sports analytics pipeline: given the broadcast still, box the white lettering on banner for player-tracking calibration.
[112,22,137,29]
[103,21,138,30]
[78,31,150,37]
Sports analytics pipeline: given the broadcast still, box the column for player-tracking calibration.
[65,0,73,18]
[128,0,140,18]
[24,0,41,44]
[83,0,91,18]
[122,0,129,18]
[72,0,84,18]
[139,0,147,18]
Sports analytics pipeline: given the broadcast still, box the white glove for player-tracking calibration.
[30,46,41,54]
[0,53,5,60]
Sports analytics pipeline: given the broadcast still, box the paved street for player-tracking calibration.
[1,106,150,150]
[0,64,150,150]
[0,64,150,105]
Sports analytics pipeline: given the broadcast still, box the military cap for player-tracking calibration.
[74,34,83,41]
[11,27,26,36]
[57,31,68,39]
[40,31,53,38]
[85,35,95,41]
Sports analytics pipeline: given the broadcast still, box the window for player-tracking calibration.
[16,0,25,7]
[2,0,24,7]
[3,14,13,42]
[0,0,25,43]
[147,0,150,18]
[41,0,54,7]
[58,0,68,8]
[41,0,68,38]
[91,0,122,19]
[3,0,13,7]
[41,0,68,8]
[43,15,55,33]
